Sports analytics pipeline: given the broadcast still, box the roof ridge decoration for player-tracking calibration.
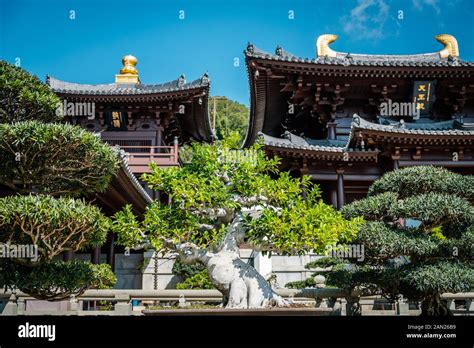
[316,34,338,58]
[435,34,459,58]
[116,55,140,84]
[316,33,460,59]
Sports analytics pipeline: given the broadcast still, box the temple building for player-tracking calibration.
[46,56,213,287]
[244,34,474,208]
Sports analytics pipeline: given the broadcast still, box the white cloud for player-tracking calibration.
[412,0,441,15]
[342,0,391,40]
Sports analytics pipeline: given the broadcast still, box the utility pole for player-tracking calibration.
[212,96,216,133]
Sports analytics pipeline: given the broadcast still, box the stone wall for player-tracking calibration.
[73,250,320,290]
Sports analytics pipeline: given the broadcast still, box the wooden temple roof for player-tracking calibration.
[245,33,474,68]
[47,73,213,143]
[47,74,210,97]
[260,114,474,161]
[94,148,152,217]
[260,131,380,162]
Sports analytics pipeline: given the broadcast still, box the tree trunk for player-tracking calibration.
[421,294,452,316]
[175,214,289,309]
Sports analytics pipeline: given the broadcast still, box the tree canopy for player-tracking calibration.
[0,121,119,196]
[0,195,110,262]
[112,134,362,256]
[0,60,62,123]
[212,96,249,144]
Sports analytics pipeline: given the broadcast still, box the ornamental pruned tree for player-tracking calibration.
[0,60,62,123]
[0,61,118,300]
[111,133,362,308]
[0,121,119,196]
[311,166,474,316]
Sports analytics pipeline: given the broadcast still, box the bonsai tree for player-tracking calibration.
[112,134,362,308]
[311,166,473,316]
[0,61,118,300]
[0,60,62,123]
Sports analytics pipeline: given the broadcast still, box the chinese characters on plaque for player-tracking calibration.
[106,110,127,130]
[413,81,436,116]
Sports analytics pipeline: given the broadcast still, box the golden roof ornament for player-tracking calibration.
[316,34,338,58]
[435,34,459,58]
[115,54,140,84]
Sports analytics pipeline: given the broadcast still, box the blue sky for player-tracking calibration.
[1,0,473,105]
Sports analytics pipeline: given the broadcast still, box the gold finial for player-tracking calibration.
[115,54,140,84]
[316,34,338,58]
[435,34,459,58]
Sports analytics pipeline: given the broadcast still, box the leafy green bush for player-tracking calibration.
[285,277,316,289]
[0,194,109,261]
[176,270,214,290]
[173,258,214,290]
[0,121,119,196]
[0,60,62,123]
[172,258,207,280]
[0,260,116,301]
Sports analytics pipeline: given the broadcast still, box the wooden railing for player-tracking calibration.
[119,145,179,173]
[1,289,473,316]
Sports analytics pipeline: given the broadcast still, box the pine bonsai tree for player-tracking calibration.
[312,166,474,316]
[111,133,362,308]
[0,61,118,300]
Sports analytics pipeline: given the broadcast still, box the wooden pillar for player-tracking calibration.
[336,168,345,209]
[173,136,179,163]
[330,186,338,209]
[393,159,399,170]
[392,147,401,171]
[155,111,163,148]
[327,121,336,140]
[107,232,115,271]
[91,246,101,264]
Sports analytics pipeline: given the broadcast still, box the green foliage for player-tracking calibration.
[172,258,214,290]
[368,165,474,200]
[0,194,110,261]
[172,258,206,279]
[111,204,144,249]
[176,270,214,290]
[0,121,119,196]
[112,138,362,255]
[212,96,249,143]
[401,261,474,297]
[328,166,474,315]
[0,60,62,123]
[0,62,116,301]
[305,257,346,269]
[285,277,316,289]
[0,260,116,301]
